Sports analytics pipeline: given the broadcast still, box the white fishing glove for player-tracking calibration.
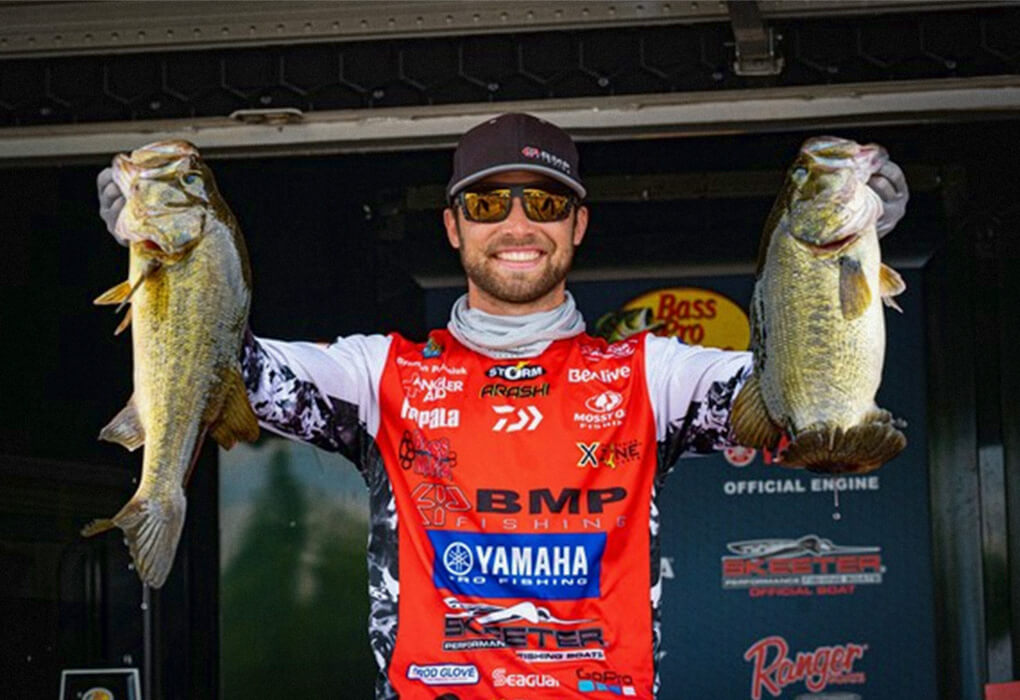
[97,166,129,246]
[868,159,909,238]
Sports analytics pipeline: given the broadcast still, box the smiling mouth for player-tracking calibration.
[494,249,543,262]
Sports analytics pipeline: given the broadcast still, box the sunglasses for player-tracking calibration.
[456,184,578,223]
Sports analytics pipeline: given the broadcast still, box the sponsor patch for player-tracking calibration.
[491,405,543,432]
[399,429,457,479]
[745,635,868,700]
[568,366,631,383]
[401,398,460,429]
[487,362,547,381]
[429,531,605,600]
[574,391,626,429]
[722,535,884,596]
[577,668,637,696]
[403,373,464,402]
[481,383,550,399]
[493,667,560,688]
[442,596,606,651]
[413,482,471,526]
[576,440,641,469]
[406,663,479,686]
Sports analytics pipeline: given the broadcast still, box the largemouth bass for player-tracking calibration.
[83,140,259,587]
[731,136,906,474]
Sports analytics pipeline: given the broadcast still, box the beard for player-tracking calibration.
[458,226,575,305]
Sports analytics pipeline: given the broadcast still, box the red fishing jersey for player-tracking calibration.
[243,328,751,698]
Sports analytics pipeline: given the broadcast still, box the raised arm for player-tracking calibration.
[644,333,753,473]
[240,331,391,467]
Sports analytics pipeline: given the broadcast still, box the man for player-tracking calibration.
[97,113,908,698]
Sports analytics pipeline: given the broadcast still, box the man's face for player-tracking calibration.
[443,171,588,310]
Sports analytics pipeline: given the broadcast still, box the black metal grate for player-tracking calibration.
[1,6,1018,128]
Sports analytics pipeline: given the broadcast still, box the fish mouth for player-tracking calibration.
[798,232,860,255]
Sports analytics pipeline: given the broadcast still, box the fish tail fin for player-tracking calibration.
[731,373,784,450]
[780,417,906,474]
[81,488,186,588]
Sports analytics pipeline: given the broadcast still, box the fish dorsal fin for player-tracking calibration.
[879,263,906,313]
[839,256,872,320]
[209,366,260,449]
[94,280,133,305]
[99,396,145,451]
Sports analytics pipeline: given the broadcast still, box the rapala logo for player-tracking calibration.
[568,366,631,383]
[406,663,479,686]
[443,597,606,652]
[487,362,546,381]
[520,145,572,173]
[481,383,550,399]
[397,356,467,375]
[491,405,543,432]
[476,487,626,514]
[576,440,641,469]
[744,635,867,700]
[401,398,460,429]
[412,482,471,526]
[722,535,884,596]
[399,430,458,479]
[402,373,463,402]
[577,668,637,696]
[429,531,605,600]
[493,667,560,688]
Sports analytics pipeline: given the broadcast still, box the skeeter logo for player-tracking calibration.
[744,635,868,700]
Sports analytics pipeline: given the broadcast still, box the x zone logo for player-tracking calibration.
[413,482,471,526]
[576,440,641,469]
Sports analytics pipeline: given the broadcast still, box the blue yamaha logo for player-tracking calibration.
[443,542,473,576]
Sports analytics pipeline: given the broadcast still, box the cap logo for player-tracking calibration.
[520,145,572,174]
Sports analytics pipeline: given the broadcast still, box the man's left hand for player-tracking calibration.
[869,159,909,238]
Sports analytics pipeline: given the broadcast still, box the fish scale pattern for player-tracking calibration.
[1,6,1019,127]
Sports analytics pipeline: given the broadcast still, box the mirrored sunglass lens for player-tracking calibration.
[463,191,510,221]
[524,190,570,221]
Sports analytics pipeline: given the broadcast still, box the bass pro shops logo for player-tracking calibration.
[744,635,868,700]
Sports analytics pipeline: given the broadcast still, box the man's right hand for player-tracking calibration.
[97,167,129,245]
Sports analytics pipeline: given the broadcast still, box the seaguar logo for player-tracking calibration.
[428,531,605,600]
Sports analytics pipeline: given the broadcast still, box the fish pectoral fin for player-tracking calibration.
[879,263,906,313]
[780,419,907,474]
[730,373,784,449]
[209,367,260,450]
[93,280,133,305]
[838,256,872,320]
[99,397,145,451]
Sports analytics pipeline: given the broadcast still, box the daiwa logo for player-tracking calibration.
[493,667,560,688]
[744,635,867,700]
[428,531,605,600]
[401,398,460,429]
[406,663,479,686]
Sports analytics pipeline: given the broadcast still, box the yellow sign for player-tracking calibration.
[83,689,114,700]
[621,287,750,350]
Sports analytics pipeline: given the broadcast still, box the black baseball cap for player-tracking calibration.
[446,112,585,201]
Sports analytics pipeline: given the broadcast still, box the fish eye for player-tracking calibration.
[181,172,201,186]
[791,167,809,185]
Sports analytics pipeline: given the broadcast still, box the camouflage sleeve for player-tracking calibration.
[239,329,392,468]
[643,333,753,471]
